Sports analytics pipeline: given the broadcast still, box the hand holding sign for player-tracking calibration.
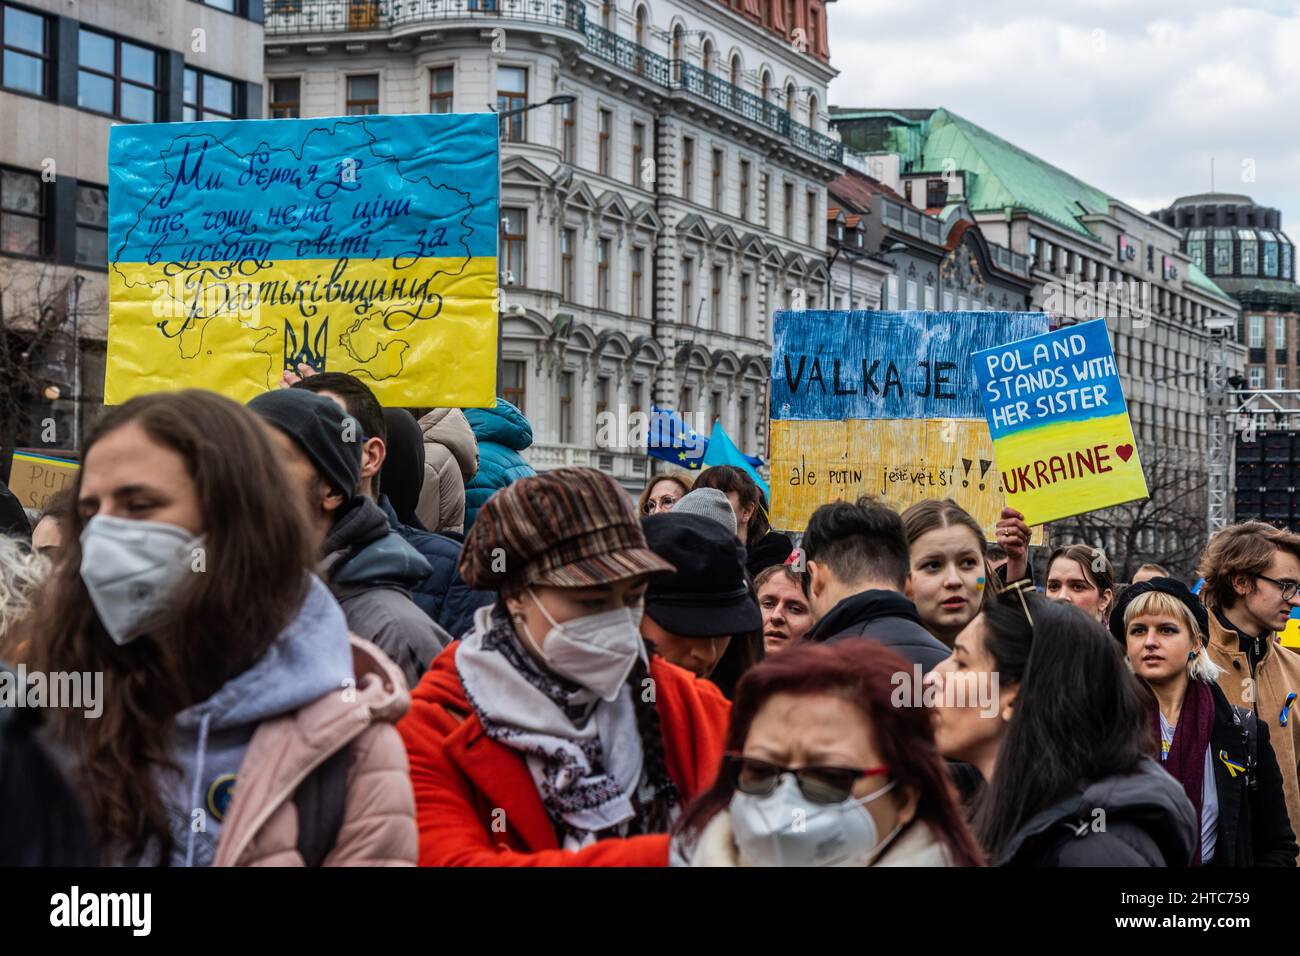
[994,506,1031,582]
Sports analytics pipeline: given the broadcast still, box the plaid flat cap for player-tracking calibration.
[459,467,675,590]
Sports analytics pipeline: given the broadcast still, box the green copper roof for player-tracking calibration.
[1186,260,1229,298]
[920,109,1112,239]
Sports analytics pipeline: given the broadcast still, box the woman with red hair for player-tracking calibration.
[671,640,982,866]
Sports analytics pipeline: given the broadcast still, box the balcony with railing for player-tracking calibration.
[789,118,845,164]
[266,2,843,164]
[673,60,787,138]
[265,0,587,36]
[583,22,674,87]
[990,243,1031,277]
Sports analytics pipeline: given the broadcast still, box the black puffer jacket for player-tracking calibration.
[806,589,950,672]
[995,759,1198,866]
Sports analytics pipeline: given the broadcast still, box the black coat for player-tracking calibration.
[1203,681,1298,867]
[996,759,1198,866]
[806,589,950,673]
[745,530,793,578]
[378,494,494,640]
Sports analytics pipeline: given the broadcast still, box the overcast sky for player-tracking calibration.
[826,0,1300,239]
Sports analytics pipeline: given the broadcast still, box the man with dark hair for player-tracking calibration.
[1198,520,1300,838]
[292,373,492,639]
[249,387,447,689]
[293,372,387,498]
[801,500,949,671]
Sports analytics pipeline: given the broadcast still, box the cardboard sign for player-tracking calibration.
[971,318,1147,524]
[7,452,80,510]
[107,113,500,406]
[769,309,1050,533]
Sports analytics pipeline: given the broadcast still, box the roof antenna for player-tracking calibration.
[1210,156,1215,194]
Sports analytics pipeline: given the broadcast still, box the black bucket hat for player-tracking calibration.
[1109,577,1209,643]
[641,512,762,638]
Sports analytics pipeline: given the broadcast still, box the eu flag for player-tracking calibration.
[646,406,708,470]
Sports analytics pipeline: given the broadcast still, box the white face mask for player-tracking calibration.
[729,774,901,867]
[80,515,205,646]
[521,588,646,701]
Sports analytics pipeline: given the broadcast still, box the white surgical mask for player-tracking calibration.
[729,774,901,867]
[80,515,205,646]
[522,588,645,701]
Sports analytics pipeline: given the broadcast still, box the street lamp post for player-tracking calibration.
[825,241,904,308]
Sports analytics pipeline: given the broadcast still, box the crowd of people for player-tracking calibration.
[1,374,1299,868]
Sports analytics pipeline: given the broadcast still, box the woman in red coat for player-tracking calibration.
[399,467,731,866]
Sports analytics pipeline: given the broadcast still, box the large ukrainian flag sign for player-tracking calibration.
[107,113,499,406]
[972,318,1148,525]
[769,310,1049,533]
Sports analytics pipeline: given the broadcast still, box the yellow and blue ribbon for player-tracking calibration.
[1281,692,1297,727]
[1219,750,1247,778]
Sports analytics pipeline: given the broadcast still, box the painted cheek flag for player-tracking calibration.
[106,113,500,406]
[704,420,770,502]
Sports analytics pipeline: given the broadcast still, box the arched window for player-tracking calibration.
[784,81,795,111]
[808,92,818,129]
[730,53,741,89]
[702,39,715,73]
[671,24,683,82]
[760,69,771,101]
[635,5,648,46]
[602,1,613,31]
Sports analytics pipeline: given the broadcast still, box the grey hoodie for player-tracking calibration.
[164,576,353,867]
[321,495,450,690]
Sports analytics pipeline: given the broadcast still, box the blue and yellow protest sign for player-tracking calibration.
[769,310,1049,532]
[1280,608,1300,649]
[971,318,1147,525]
[107,114,499,406]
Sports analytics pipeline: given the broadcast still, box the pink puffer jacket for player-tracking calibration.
[212,637,418,866]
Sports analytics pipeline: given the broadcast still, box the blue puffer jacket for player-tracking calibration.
[377,494,494,641]
[462,398,537,532]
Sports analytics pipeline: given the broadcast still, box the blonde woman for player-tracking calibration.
[1111,578,1297,866]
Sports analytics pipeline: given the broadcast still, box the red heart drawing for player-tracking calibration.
[1116,444,1134,463]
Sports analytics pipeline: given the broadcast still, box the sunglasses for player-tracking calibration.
[644,495,679,514]
[725,753,890,804]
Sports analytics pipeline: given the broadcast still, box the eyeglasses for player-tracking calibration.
[1255,574,1300,602]
[724,753,889,804]
[644,495,679,514]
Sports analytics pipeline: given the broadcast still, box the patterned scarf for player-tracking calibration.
[456,605,670,849]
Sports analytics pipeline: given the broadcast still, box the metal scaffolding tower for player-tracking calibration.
[1210,381,1300,532]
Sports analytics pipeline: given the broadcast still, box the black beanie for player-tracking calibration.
[248,389,362,499]
[380,407,425,527]
[1109,577,1209,644]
